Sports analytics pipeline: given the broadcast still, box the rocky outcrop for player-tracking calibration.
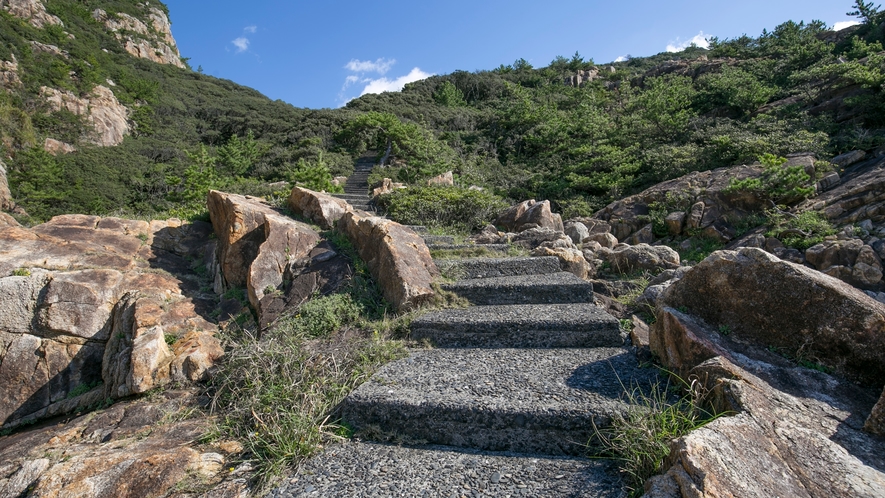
[645,354,885,497]
[0,215,221,429]
[595,164,769,243]
[655,248,885,386]
[43,137,76,155]
[41,85,130,147]
[0,57,21,90]
[805,238,883,289]
[601,243,681,273]
[372,178,405,198]
[340,211,438,311]
[530,246,592,279]
[288,186,351,229]
[495,199,564,233]
[92,7,185,68]
[427,171,454,186]
[0,159,13,212]
[0,0,62,28]
[0,392,247,498]
[208,191,320,303]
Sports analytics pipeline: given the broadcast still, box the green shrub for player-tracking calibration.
[766,209,836,250]
[725,153,814,204]
[377,185,508,232]
[284,153,343,193]
[277,294,361,338]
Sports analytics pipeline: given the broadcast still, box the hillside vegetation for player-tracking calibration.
[1,0,884,224]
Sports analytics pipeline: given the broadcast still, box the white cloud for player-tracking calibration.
[614,55,628,63]
[834,20,861,31]
[244,25,257,34]
[358,67,432,96]
[345,58,396,75]
[666,31,711,53]
[232,37,249,53]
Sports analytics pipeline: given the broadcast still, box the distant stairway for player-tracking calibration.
[270,237,657,496]
[332,156,376,213]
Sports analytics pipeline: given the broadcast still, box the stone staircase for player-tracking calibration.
[270,229,657,496]
[332,156,376,212]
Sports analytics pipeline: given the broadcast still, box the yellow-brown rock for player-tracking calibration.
[340,210,438,311]
[288,186,350,229]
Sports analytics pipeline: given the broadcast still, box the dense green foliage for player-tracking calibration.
[376,185,508,232]
[3,1,885,224]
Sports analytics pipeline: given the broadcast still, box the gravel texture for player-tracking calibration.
[411,304,624,348]
[435,257,561,280]
[339,348,658,455]
[428,244,512,252]
[441,273,594,305]
[423,235,456,245]
[267,441,626,498]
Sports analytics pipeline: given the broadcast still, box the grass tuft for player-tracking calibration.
[592,373,724,497]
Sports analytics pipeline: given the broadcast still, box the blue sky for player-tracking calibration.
[162,0,860,110]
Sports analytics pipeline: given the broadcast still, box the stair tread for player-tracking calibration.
[441,272,594,305]
[341,347,658,455]
[435,256,562,279]
[267,440,625,497]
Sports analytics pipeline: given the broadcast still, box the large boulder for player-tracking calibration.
[340,211,438,312]
[531,246,592,279]
[594,164,768,243]
[0,215,221,429]
[656,248,885,386]
[494,200,564,233]
[805,239,883,289]
[207,190,320,310]
[426,171,454,186]
[868,389,885,436]
[604,243,680,273]
[645,354,885,497]
[288,186,351,229]
[511,226,574,250]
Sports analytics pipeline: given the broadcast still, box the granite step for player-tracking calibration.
[428,243,511,253]
[441,272,594,305]
[404,225,429,234]
[339,347,658,456]
[411,304,624,348]
[422,235,455,245]
[435,256,562,280]
[267,441,626,497]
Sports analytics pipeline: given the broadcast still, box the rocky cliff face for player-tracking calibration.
[92,6,185,68]
[41,85,130,147]
[0,0,62,28]
[0,214,222,430]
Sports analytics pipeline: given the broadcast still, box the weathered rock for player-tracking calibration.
[817,171,841,192]
[805,239,883,289]
[0,215,220,428]
[471,224,505,244]
[0,57,20,90]
[806,163,885,226]
[564,221,589,245]
[583,232,618,249]
[646,355,885,498]
[831,150,866,168]
[664,211,685,236]
[340,211,437,311]
[170,331,223,383]
[595,164,767,242]
[867,388,885,435]
[0,159,13,212]
[530,246,592,279]
[92,7,185,68]
[494,199,564,233]
[656,248,885,386]
[511,226,573,250]
[41,85,130,147]
[604,243,680,273]
[627,224,654,245]
[427,170,454,186]
[288,186,350,229]
[43,137,76,155]
[0,0,63,28]
[806,239,864,271]
[372,178,406,198]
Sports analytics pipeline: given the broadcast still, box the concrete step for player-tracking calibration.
[411,304,624,348]
[332,193,371,200]
[422,235,455,245]
[428,243,511,253]
[404,225,428,234]
[435,256,561,280]
[267,440,625,497]
[339,347,658,456]
[441,272,594,305]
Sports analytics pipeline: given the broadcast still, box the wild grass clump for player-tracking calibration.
[207,325,407,491]
[593,374,723,497]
